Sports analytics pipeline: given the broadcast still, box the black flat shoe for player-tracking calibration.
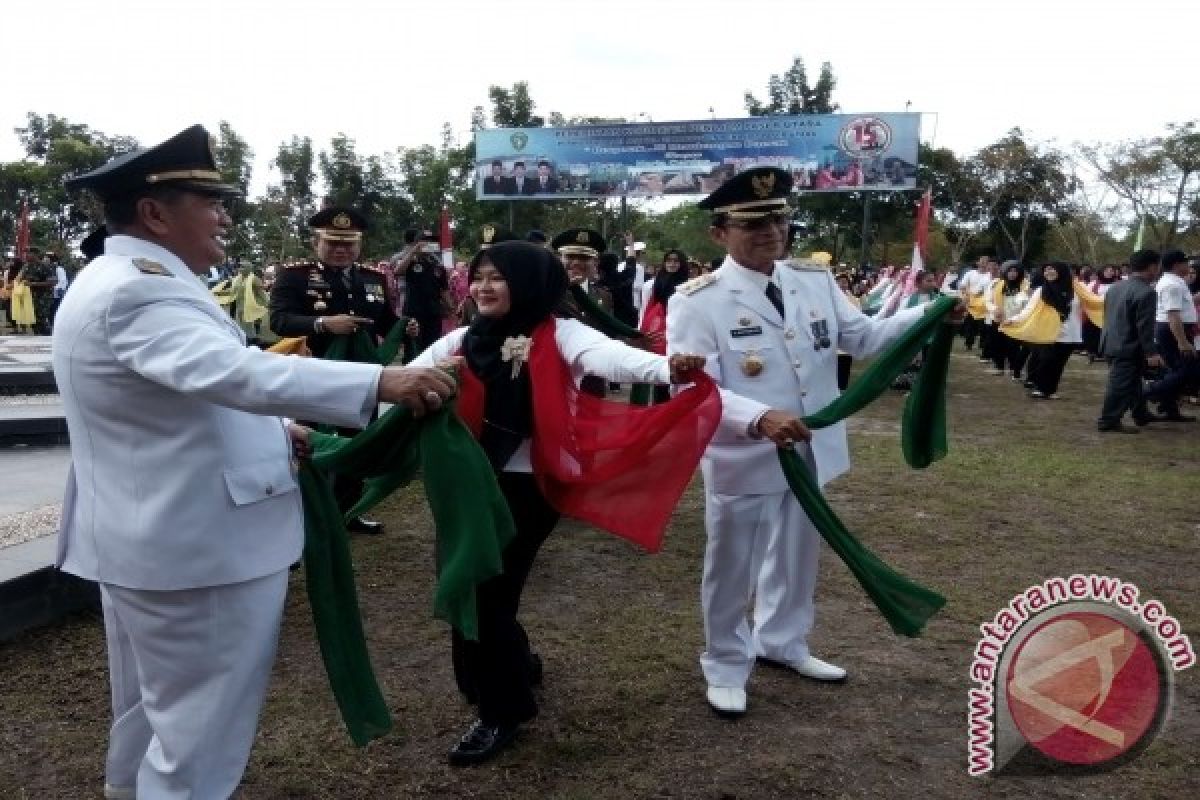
[347,516,385,534]
[1097,424,1139,434]
[1133,412,1166,426]
[447,719,521,766]
[528,652,543,687]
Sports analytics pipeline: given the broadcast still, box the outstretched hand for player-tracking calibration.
[668,353,707,383]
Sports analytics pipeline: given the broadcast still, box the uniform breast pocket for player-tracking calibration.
[223,459,298,506]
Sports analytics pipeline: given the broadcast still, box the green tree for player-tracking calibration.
[487,82,544,128]
[212,121,255,259]
[973,128,1076,262]
[744,56,839,116]
[1,113,138,258]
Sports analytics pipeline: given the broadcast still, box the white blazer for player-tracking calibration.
[667,257,925,495]
[52,235,383,590]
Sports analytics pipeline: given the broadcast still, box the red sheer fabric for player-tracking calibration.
[456,318,720,551]
[639,296,667,355]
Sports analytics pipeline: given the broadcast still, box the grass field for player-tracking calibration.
[1,345,1196,799]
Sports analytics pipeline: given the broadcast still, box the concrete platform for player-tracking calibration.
[0,399,67,445]
[0,445,71,518]
[0,535,98,641]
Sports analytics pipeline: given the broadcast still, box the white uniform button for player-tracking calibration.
[265,484,274,496]
[800,391,808,397]
[792,359,802,368]
[784,329,796,340]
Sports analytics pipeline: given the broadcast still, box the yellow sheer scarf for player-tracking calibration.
[1001,280,1103,344]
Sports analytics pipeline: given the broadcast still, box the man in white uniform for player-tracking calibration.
[55,125,456,799]
[667,167,953,717]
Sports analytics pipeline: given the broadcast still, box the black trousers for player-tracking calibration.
[413,313,444,354]
[962,316,981,349]
[990,332,1029,377]
[837,354,853,391]
[451,472,560,727]
[1145,322,1200,413]
[980,321,1001,362]
[1029,342,1074,395]
[1098,356,1150,426]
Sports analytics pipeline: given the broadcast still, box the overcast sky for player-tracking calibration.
[4,0,1196,195]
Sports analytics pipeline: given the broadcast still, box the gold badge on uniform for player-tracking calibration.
[741,351,765,377]
[332,212,352,230]
[576,230,589,243]
[314,301,327,311]
[738,316,752,326]
[482,224,496,243]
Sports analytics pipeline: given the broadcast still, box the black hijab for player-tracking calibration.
[462,241,569,470]
[1040,262,1074,320]
[652,249,690,305]
[1003,264,1026,294]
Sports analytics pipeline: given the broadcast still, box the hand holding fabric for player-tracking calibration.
[756,409,813,447]
[668,353,706,383]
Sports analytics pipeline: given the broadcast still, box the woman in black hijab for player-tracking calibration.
[1024,262,1081,398]
[409,241,706,765]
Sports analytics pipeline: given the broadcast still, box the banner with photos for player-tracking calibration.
[474,112,921,201]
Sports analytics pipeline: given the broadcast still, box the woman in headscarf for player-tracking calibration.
[409,241,719,766]
[634,248,690,403]
[1006,262,1080,399]
[1083,264,1119,361]
[988,261,1030,380]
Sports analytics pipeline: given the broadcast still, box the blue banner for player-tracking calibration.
[474,112,920,201]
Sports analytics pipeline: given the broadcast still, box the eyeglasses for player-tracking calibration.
[725,212,792,231]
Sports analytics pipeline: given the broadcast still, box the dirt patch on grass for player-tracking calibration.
[1,345,1196,798]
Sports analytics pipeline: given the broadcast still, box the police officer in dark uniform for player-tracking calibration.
[551,228,625,397]
[269,206,401,533]
[396,227,450,353]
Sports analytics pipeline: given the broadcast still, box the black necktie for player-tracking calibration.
[765,281,785,317]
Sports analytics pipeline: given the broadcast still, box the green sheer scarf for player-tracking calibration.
[780,295,957,636]
[322,317,416,366]
[298,401,516,746]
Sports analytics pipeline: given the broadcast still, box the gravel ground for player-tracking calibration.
[0,504,61,548]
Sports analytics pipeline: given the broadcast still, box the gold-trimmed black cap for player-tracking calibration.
[309,207,369,242]
[697,166,792,218]
[551,228,605,258]
[64,125,240,199]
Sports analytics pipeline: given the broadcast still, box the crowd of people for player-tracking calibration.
[0,249,71,334]
[8,121,1196,799]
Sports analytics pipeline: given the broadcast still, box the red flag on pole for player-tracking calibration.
[911,188,931,272]
[15,198,30,262]
[439,205,453,268]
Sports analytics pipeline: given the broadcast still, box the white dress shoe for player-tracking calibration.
[104,785,136,800]
[759,654,848,682]
[705,686,747,717]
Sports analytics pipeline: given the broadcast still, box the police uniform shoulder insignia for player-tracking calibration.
[285,260,315,270]
[132,258,172,276]
[676,271,719,296]
[784,258,826,271]
[360,262,384,274]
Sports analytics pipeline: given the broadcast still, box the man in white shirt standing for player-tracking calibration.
[667,167,957,718]
[622,235,649,317]
[1145,249,1198,421]
[57,125,456,800]
[959,255,995,358]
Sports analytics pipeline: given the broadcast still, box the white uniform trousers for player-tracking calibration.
[700,486,821,689]
[100,569,289,799]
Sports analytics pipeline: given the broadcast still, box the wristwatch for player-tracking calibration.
[314,317,325,333]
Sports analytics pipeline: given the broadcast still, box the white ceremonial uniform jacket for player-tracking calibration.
[52,235,383,590]
[667,256,926,495]
[411,317,669,471]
